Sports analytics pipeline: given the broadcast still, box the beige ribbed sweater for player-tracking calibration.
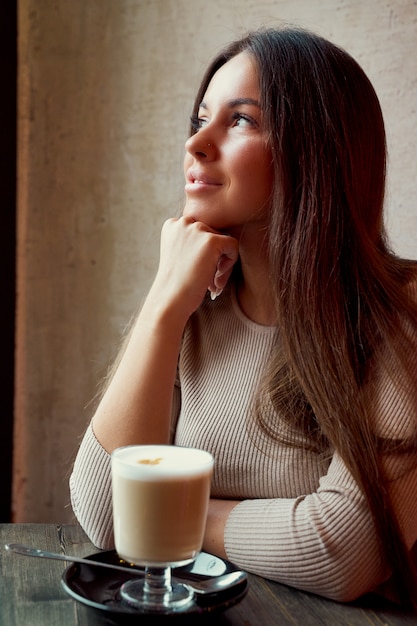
[70,284,417,602]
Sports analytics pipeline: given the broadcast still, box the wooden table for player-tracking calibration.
[1,523,416,625]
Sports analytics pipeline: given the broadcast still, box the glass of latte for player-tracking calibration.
[111,444,214,612]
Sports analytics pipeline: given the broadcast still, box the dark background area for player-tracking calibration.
[1,1,17,522]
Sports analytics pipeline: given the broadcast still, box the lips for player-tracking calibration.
[186,169,222,186]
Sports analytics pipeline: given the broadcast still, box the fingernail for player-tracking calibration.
[210,289,223,301]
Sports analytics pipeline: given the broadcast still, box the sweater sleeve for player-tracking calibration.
[224,452,385,602]
[224,442,417,603]
[69,423,114,549]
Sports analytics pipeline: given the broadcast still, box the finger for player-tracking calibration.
[208,239,239,298]
[213,264,234,292]
[216,252,238,277]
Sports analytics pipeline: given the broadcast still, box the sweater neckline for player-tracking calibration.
[230,284,277,334]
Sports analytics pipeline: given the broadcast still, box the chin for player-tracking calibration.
[182,202,240,234]
[183,205,216,226]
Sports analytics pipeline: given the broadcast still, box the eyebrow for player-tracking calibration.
[199,97,261,109]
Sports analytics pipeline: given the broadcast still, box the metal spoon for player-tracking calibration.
[5,543,247,595]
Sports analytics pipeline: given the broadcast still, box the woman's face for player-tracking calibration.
[183,52,273,237]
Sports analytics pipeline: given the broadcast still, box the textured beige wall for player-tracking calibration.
[14,0,417,522]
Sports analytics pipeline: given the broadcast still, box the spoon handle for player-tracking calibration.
[4,542,247,595]
[5,542,144,576]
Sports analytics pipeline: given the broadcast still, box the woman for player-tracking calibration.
[70,27,417,606]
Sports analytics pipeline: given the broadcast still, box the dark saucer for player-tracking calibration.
[61,549,248,619]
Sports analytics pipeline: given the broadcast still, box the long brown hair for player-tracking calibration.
[190,27,417,606]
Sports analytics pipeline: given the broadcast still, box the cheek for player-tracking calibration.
[237,148,273,191]
[227,146,255,183]
[245,157,274,210]
[255,147,274,191]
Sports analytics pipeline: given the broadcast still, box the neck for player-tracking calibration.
[235,238,276,326]
[237,279,276,326]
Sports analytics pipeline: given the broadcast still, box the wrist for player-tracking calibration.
[139,284,192,337]
[144,275,205,328]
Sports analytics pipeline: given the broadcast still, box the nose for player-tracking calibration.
[185,131,215,160]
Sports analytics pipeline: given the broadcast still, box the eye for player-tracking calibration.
[190,115,209,132]
[231,112,258,128]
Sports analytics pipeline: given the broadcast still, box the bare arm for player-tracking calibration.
[203,499,240,559]
[92,216,239,453]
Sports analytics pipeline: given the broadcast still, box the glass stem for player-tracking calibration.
[143,566,172,600]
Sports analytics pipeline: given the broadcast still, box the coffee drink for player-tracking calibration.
[112,445,213,566]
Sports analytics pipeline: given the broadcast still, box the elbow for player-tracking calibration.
[78,514,115,551]
[72,504,115,551]
[260,542,386,603]
[302,558,386,604]
[70,474,115,551]
[319,581,370,604]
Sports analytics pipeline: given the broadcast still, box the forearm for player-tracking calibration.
[221,454,390,603]
[92,287,187,453]
[92,217,239,453]
[203,499,240,559]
